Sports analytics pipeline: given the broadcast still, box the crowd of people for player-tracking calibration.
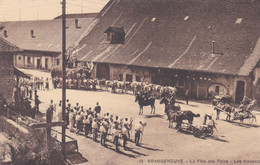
[50,72,191,100]
[49,100,146,152]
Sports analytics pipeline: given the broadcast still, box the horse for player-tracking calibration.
[160,97,180,113]
[135,94,155,115]
[215,103,233,121]
[167,110,200,130]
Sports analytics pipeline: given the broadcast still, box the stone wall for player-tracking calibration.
[0,54,14,103]
[0,116,29,138]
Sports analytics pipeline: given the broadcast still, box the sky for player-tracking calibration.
[0,0,108,21]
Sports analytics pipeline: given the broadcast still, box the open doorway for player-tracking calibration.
[235,81,245,103]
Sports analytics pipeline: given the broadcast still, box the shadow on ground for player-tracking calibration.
[208,135,229,143]
[228,121,260,128]
[145,114,165,118]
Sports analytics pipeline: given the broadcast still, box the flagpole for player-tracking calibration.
[61,0,67,161]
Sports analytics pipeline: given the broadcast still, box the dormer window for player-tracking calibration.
[104,26,125,44]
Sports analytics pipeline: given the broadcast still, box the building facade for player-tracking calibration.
[0,38,20,103]
[0,16,96,70]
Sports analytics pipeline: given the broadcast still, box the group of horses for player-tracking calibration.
[134,94,200,130]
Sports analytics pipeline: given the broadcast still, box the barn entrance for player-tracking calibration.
[235,81,245,103]
[96,63,110,80]
[37,59,41,69]
[191,81,198,99]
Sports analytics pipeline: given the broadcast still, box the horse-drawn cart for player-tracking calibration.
[214,105,257,123]
[232,110,257,123]
[179,123,214,138]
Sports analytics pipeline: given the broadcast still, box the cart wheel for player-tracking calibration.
[206,128,213,136]
[248,115,256,123]
[193,130,201,138]
[244,115,256,123]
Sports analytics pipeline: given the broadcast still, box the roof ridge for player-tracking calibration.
[238,36,260,76]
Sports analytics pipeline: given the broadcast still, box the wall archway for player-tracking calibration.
[208,83,227,95]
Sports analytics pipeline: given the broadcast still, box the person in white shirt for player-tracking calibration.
[113,123,120,152]
[83,115,91,137]
[56,103,62,121]
[135,121,144,146]
[121,124,129,150]
[69,111,74,132]
[75,112,82,135]
[92,118,98,142]
[100,119,109,146]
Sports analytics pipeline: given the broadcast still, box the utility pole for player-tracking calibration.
[61,0,66,161]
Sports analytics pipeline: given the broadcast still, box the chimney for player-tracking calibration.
[75,19,80,28]
[4,30,8,37]
[30,30,35,38]
[212,40,215,54]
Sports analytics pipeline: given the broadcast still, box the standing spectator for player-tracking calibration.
[100,119,108,146]
[83,78,87,89]
[69,111,74,132]
[92,118,98,142]
[28,85,32,100]
[26,85,29,97]
[40,77,44,90]
[35,95,40,113]
[215,107,221,120]
[68,78,72,89]
[56,101,62,121]
[121,124,129,150]
[31,105,37,119]
[75,112,82,135]
[83,115,91,137]
[21,86,25,98]
[74,103,80,111]
[73,79,77,89]
[94,102,101,114]
[134,121,144,146]
[185,89,189,105]
[113,123,120,152]
[45,78,49,90]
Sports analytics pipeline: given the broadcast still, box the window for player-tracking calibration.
[104,26,125,44]
[27,57,31,64]
[56,59,60,66]
[119,74,123,81]
[126,74,133,82]
[107,33,113,42]
[18,56,21,60]
[136,75,141,82]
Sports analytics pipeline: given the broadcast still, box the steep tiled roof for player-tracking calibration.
[0,37,21,53]
[0,18,94,52]
[76,0,260,76]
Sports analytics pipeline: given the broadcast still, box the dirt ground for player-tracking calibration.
[36,88,260,165]
[18,69,260,165]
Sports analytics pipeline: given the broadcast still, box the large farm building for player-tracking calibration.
[73,0,260,103]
